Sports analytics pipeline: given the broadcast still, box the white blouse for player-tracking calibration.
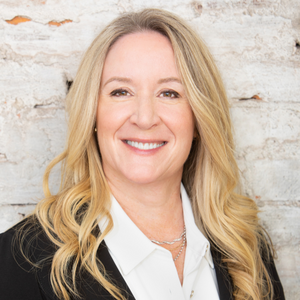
[99,184,220,300]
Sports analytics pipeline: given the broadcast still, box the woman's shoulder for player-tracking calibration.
[0,217,37,252]
[0,216,55,299]
[259,243,286,300]
[1,216,41,244]
[1,215,40,236]
[0,216,56,270]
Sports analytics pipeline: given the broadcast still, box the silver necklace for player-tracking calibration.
[151,226,186,262]
[151,226,186,245]
[173,234,186,262]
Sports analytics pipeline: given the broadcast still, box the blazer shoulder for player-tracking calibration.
[0,217,57,300]
[211,244,285,300]
[261,244,286,300]
[0,217,51,299]
[1,217,55,264]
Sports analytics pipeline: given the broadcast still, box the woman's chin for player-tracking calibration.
[125,174,160,185]
[120,168,164,186]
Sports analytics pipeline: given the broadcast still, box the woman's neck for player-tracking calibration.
[106,175,184,241]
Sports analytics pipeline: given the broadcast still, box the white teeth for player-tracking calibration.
[126,140,165,150]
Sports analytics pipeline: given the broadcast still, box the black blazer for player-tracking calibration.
[0,220,285,300]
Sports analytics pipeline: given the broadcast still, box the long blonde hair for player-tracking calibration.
[25,8,274,300]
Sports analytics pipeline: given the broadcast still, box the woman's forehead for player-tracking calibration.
[101,31,179,85]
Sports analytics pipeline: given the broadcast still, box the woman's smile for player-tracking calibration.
[124,140,167,151]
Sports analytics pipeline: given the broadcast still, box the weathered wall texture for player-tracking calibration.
[0,0,299,298]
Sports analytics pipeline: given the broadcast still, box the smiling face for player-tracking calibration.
[96,31,195,186]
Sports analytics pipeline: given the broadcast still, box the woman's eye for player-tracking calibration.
[160,90,180,98]
[110,89,130,97]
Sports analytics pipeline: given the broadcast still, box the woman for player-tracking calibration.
[0,8,285,300]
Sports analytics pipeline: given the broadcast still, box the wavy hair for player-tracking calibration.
[23,8,274,300]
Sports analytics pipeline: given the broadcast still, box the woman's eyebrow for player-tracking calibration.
[103,77,132,87]
[157,77,182,84]
[103,76,182,87]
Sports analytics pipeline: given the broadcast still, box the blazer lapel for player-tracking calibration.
[36,236,135,300]
[211,248,233,300]
[93,241,136,300]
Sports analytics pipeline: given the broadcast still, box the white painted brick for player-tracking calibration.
[0,61,66,105]
[238,159,300,200]
[0,108,65,204]
[231,103,300,150]
[221,59,300,102]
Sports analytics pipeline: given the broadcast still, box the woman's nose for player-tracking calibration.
[129,95,160,130]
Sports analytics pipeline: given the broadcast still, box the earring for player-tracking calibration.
[95,128,97,132]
